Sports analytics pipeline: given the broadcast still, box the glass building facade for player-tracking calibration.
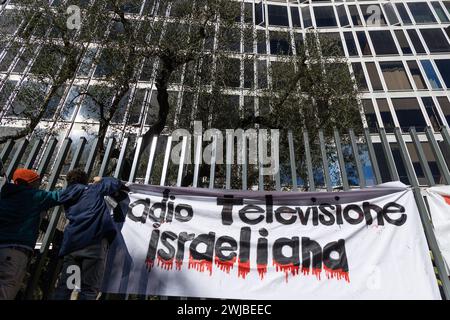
[0,0,450,185]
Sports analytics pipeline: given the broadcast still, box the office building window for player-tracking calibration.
[244,59,254,89]
[444,1,450,14]
[344,32,358,56]
[407,61,427,89]
[222,58,240,88]
[294,32,304,52]
[434,59,450,87]
[291,7,301,27]
[366,62,384,91]
[422,97,442,130]
[351,62,369,91]
[320,33,344,56]
[421,60,443,89]
[302,7,313,28]
[257,60,268,89]
[356,31,372,56]
[392,98,427,131]
[420,29,450,53]
[437,96,450,124]
[0,10,21,35]
[369,31,398,55]
[255,1,265,25]
[383,3,400,25]
[348,5,363,26]
[376,99,396,132]
[314,6,337,27]
[360,4,387,26]
[336,5,350,27]
[269,31,291,55]
[408,2,437,23]
[380,61,412,90]
[396,3,413,24]
[362,99,378,132]
[431,1,450,22]
[257,30,267,54]
[407,30,426,54]
[244,3,253,24]
[0,81,16,110]
[268,5,289,27]
[395,30,413,54]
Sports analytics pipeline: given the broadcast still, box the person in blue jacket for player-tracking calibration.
[0,168,62,300]
[52,169,123,300]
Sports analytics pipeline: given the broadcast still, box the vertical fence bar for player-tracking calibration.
[0,139,14,162]
[273,130,281,191]
[226,133,232,190]
[258,133,264,191]
[25,139,43,169]
[6,139,29,180]
[37,138,58,176]
[209,136,217,189]
[303,131,315,191]
[364,128,382,185]
[114,137,129,179]
[425,126,450,185]
[128,137,143,183]
[334,130,349,191]
[349,129,366,188]
[241,135,247,190]
[25,138,72,299]
[410,127,436,186]
[84,138,99,176]
[193,135,202,188]
[441,126,450,148]
[176,136,188,187]
[274,160,281,191]
[379,127,400,181]
[287,131,298,191]
[160,136,172,186]
[319,130,332,192]
[144,136,157,184]
[394,128,450,300]
[98,138,115,177]
[69,138,87,171]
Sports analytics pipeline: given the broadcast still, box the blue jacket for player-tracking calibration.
[0,183,61,249]
[58,177,123,257]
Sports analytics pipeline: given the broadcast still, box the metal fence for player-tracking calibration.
[1,125,450,300]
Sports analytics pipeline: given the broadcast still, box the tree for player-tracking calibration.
[0,0,362,186]
[243,31,363,187]
[0,0,103,144]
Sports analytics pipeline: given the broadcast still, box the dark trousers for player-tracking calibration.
[52,239,108,300]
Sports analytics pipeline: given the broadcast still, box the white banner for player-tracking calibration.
[102,183,441,300]
[426,185,450,271]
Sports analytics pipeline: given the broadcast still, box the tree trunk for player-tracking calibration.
[141,59,174,151]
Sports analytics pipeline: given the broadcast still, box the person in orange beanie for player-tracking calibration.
[0,168,62,300]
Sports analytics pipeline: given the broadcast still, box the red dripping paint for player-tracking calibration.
[301,267,322,281]
[145,258,154,271]
[237,259,250,279]
[214,256,236,274]
[157,256,174,270]
[257,264,268,280]
[175,259,183,271]
[188,255,213,276]
[272,261,300,282]
[323,265,350,283]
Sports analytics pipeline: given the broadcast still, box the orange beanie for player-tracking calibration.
[13,168,40,185]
